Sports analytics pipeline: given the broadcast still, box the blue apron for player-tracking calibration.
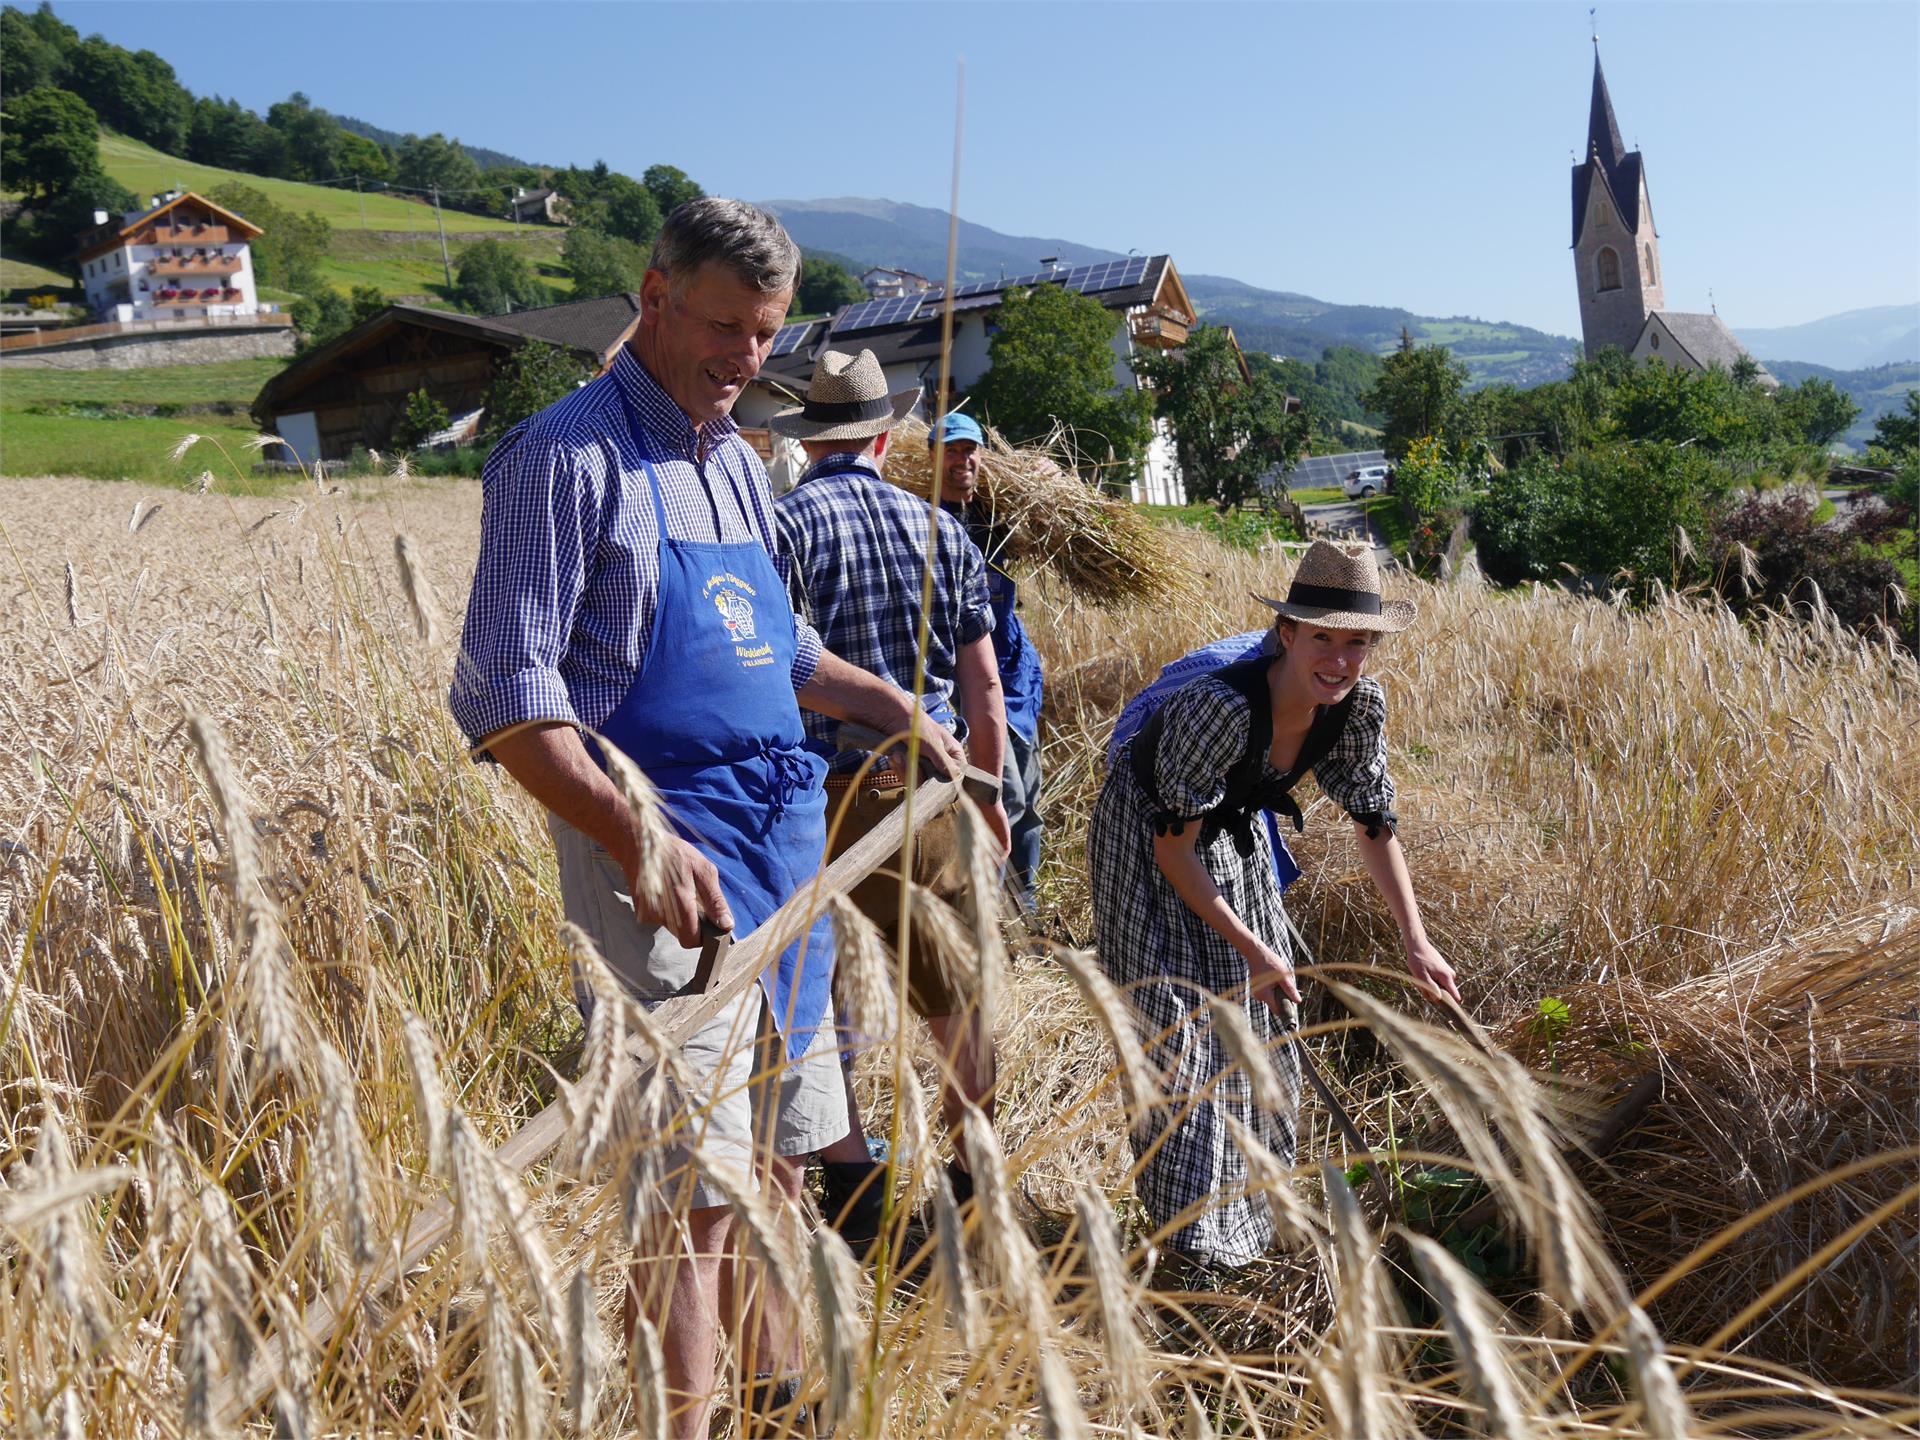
[596,408,833,1062]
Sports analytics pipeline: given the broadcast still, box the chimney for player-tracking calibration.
[92,209,109,226]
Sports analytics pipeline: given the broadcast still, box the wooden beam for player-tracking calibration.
[226,771,967,1423]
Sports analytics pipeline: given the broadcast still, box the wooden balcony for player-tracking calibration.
[143,223,232,247]
[148,255,242,276]
[1131,309,1191,349]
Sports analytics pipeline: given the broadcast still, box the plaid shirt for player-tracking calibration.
[450,348,822,754]
[775,453,993,770]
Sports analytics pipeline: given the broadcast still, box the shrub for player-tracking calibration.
[484,341,588,441]
[452,238,546,315]
[392,388,451,450]
[1710,488,1911,645]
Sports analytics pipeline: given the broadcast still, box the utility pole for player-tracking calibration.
[354,174,367,231]
[431,184,452,290]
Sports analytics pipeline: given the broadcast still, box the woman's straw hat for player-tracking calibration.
[770,348,921,442]
[1256,539,1417,632]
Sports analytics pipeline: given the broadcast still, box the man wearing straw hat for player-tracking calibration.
[772,347,1011,1248]
[451,200,965,1436]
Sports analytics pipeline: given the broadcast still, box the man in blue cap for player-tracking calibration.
[933,412,1047,911]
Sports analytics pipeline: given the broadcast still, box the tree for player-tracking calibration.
[61,37,191,154]
[564,227,647,299]
[188,95,271,169]
[453,238,545,314]
[1869,390,1918,455]
[965,283,1154,483]
[485,341,589,440]
[1135,326,1307,507]
[0,3,74,97]
[393,388,451,449]
[642,163,703,219]
[395,132,483,198]
[348,284,388,327]
[595,174,662,249]
[289,288,352,353]
[336,130,393,185]
[0,87,102,202]
[794,255,864,316]
[1362,342,1472,459]
[1775,376,1860,447]
[205,182,331,294]
[265,92,342,181]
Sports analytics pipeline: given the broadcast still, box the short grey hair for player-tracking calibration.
[649,198,800,294]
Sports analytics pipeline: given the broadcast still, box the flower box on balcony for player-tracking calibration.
[157,289,180,300]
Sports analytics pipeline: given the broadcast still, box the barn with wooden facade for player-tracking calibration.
[250,293,643,464]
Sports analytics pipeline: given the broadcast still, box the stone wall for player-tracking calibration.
[0,325,295,371]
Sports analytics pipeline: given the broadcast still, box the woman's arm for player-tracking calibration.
[1151,830,1300,1005]
[1353,824,1462,1002]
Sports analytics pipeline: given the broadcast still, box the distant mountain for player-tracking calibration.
[761,196,1578,388]
[761,197,1123,285]
[335,115,529,174]
[1736,304,1919,371]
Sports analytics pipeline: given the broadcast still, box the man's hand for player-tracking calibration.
[889,706,968,783]
[1244,940,1301,1008]
[626,835,733,950]
[980,796,1012,860]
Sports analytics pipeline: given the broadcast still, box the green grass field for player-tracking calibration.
[1360,492,1411,557]
[97,132,527,235]
[1,255,76,299]
[318,227,570,301]
[1,357,288,487]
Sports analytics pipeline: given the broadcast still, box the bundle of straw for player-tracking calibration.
[887,415,1197,609]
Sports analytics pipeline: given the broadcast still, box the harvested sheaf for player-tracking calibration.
[887,413,1199,607]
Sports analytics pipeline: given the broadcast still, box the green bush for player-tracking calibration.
[453,238,547,316]
[484,341,588,441]
[393,388,451,450]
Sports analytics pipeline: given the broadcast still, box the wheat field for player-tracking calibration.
[1,466,1915,1438]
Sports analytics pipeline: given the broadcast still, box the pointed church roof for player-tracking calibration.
[1570,50,1647,245]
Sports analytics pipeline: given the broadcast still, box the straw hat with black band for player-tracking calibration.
[1256,539,1416,633]
[769,348,921,444]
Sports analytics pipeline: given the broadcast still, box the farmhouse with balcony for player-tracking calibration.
[252,293,647,464]
[860,266,935,300]
[511,187,570,225]
[738,254,1212,504]
[75,191,267,323]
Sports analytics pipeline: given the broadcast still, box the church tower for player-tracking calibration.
[1571,48,1665,358]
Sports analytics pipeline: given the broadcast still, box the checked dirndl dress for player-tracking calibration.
[1088,671,1398,1268]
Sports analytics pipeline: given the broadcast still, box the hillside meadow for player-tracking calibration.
[0,460,1914,1437]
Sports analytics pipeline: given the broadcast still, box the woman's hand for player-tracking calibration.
[1404,940,1461,1005]
[1243,940,1301,1008]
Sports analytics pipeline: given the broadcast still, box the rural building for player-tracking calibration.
[738,254,1211,504]
[251,293,644,464]
[511,187,569,225]
[1570,49,1775,387]
[860,266,935,300]
[74,191,267,323]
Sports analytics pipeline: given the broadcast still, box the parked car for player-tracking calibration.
[1344,463,1392,499]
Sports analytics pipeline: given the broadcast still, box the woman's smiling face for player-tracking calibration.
[1277,620,1379,706]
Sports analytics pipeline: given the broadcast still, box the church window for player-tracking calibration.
[1597,198,1613,228]
[1595,247,1621,293]
[1644,244,1657,285]
[1650,332,1660,350]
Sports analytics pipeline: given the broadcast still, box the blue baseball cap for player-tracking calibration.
[929,412,983,448]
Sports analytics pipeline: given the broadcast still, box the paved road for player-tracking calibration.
[1300,498,1394,567]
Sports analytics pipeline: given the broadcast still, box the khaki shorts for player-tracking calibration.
[824,775,973,1018]
[548,815,848,1210]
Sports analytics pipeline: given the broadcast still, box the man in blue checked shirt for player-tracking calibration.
[772,347,1010,1255]
[449,199,965,1438]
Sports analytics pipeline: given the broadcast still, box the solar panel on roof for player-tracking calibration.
[832,295,926,333]
[770,322,814,358]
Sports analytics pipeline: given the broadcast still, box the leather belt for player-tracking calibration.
[824,768,907,794]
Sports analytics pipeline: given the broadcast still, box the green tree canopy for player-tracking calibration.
[1135,326,1308,507]
[1774,376,1861,447]
[598,173,663,249]
[335,129,393,184]
[453,238,545,315]
[967,283,1153,485]
[264,92,342,181]
[1869,390,1918,455]
[0,3,74,96]
[61,35,191,154]
[642,164,704,219]
[395,132,483,197]
[563,227,647,299]
[485,341,590,440]
[794,255,865,316]
[0,86,102,202]
[1362,342,1473,459]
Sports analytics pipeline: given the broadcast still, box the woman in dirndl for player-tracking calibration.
[1088,540,1461,1270]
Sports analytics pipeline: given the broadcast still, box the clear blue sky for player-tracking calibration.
[52,0,1920,335]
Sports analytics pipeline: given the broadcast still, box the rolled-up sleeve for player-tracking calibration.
[949,517,995,647]
[449,427,601,755]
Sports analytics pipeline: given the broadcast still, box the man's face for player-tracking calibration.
[937,439,981,505]
[638,263,790,425]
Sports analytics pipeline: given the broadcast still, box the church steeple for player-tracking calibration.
[1569,42,1665,358]
[1586,51,1627,168]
